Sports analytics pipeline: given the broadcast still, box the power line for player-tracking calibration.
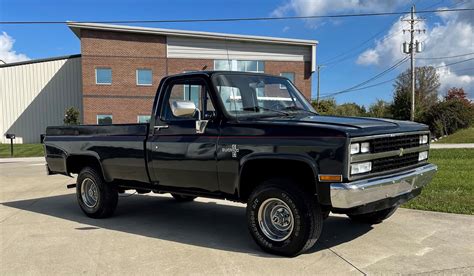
[320,57,408,98]
[319,57,474,98]
[417,52,474,60]
[320,1,471,67]
[0,8,472,25]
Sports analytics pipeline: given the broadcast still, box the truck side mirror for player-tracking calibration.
[171,100,197,117]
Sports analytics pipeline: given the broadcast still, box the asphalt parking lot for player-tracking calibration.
[1,158,473,275]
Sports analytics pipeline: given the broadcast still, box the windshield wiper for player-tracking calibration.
[282,106,319,115]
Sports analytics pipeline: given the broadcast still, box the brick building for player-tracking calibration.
[68,23,318,124]
[1,23,317,143]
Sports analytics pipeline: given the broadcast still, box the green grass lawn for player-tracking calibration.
[435,127,474,143]
[403,148,474,215]
[0,144,44,158]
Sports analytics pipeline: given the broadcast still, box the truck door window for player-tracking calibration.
[162,80,215,121]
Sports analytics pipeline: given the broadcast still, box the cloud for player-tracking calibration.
[356,2,474,97]
[271,0,410,27]
[0,32,30,64]
[282,26,290,32]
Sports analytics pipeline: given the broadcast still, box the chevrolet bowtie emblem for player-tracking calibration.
[399,148,405,157]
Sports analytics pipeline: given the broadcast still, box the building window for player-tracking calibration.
[280,72,295,89]
[137,115,151,123]
[96,68,112,85]
[214,60,264,73]
[97,114,113,125]
[136,69,153,86]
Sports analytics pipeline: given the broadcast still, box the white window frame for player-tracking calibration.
[280,72,295,89]
[95,68,112,85]
[137,115,151,123]
[214,60,264,73]
[136,69,153,86]
[96,114,113,124]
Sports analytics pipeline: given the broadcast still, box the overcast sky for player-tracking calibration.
[1,0,473,105]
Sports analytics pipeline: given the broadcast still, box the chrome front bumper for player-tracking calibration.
[330,164,438,209]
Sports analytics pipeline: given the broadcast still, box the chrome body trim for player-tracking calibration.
[346,131,431,180]
[351,144,429,162]
[330,163,437,209]
[350,130,430,142]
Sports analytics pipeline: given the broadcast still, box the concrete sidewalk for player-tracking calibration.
[0,156,45,163]
[1,159,473,275]
[431,143,474,149]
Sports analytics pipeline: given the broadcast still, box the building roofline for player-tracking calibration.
[67,22,318,46]
[0,54,81,68]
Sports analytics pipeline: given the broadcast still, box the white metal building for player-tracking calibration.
[0,55,82,143]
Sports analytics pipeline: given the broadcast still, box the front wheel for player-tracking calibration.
[246,179,323,257]
[348,206,398,224]
[76,167,118,218]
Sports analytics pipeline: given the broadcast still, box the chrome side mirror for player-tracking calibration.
[194,109,209,134]
[171,100,196,117]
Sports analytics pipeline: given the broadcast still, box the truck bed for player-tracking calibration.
[44,124,151,184]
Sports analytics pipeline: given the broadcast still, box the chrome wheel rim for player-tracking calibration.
[257,198,294,242]
[81,178,99,208]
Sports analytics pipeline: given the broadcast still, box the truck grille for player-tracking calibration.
[370,134,420,153]
[371,152,419,173]
[349,132,429,179]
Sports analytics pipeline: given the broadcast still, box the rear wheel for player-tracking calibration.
[246,179,323,257]
[76,167,118,218]
[171,193,197,202]
[348,206,398,224]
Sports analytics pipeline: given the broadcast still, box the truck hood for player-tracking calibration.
[255,114,429,137]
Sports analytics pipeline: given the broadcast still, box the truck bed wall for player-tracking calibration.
[44,124,150,184]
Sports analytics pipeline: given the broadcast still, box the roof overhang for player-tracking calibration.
[67,22,318,72]
[68,22,318,46]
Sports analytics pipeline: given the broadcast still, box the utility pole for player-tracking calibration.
[316,65,324,109]
[402,5,424,121]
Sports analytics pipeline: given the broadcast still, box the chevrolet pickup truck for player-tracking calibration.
[44,71,437,256]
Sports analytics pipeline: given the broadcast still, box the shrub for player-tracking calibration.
[421,99,474,137]
[64,107,81,125]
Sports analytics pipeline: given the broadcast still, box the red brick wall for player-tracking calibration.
[81,30,167,124]
[80,30,313,124]
[265,61,312,100]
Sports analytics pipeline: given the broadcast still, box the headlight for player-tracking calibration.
[360,142,370,153]
[350,142,370,154]
[350,143,360,154]
[351,162,372,175]
[418,151,428,161]
[419,135,428,144]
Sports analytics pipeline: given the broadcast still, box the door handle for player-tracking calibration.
[154,125,169,133]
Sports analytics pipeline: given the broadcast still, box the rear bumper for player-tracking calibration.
[330,164,437,209]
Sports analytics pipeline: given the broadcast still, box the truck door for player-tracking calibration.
[148,77,219,193]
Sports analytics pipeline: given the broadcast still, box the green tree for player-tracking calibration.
[391,66,440,121]
[64,107,80,125]
[367,99,392,118]
[312,98,337,115]
[421,99,474,137]
[335,103,367,117]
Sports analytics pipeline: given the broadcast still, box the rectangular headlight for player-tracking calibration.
[418,151,428,161]
[351,162,372,175]
[350,143,360,154]
[419,135,428,144]
[360,142,370,153]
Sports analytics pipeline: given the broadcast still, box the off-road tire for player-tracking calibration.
[247,179,323,257]
[76,167,118,218]
[348,206,398,224]
[171,193,197,202]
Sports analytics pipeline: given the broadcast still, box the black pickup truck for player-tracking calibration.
[44,71,437,256]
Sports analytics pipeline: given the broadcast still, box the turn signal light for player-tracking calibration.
[319,175,342,182]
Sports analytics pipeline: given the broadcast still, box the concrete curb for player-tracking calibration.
[431,143,474,149]
[0,157,45,163]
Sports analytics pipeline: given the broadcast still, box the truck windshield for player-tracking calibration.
[213,73,317,118]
